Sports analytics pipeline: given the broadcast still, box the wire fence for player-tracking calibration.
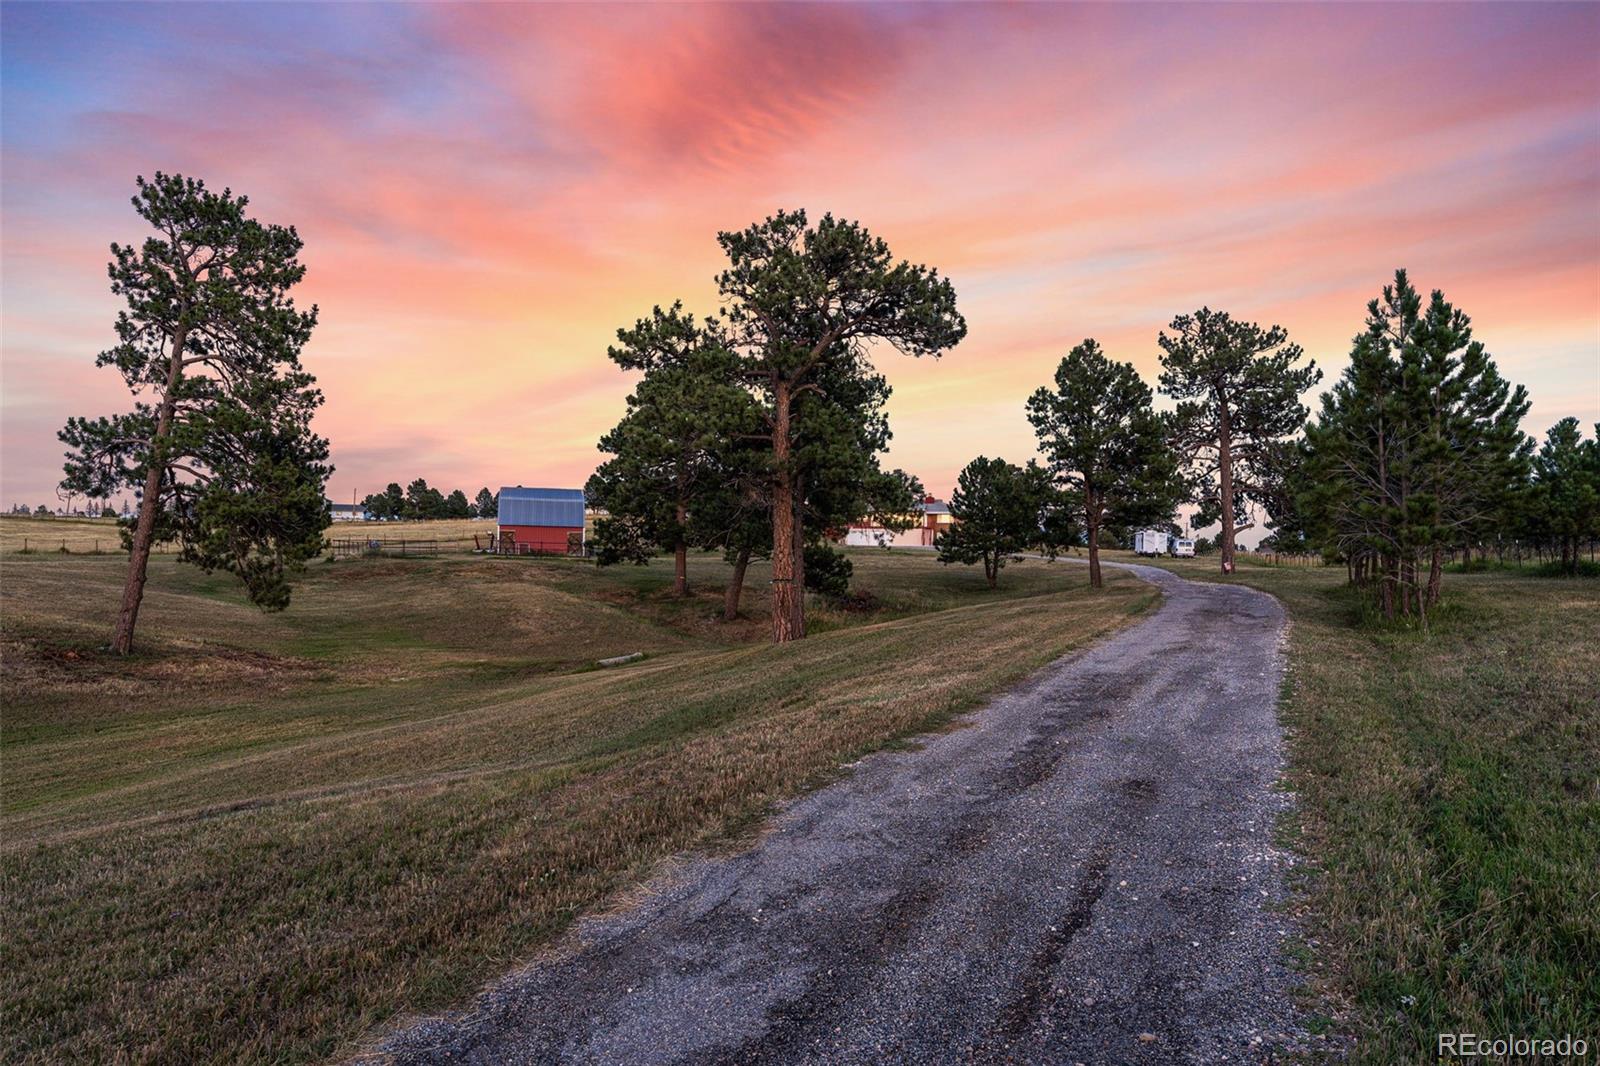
[10,536,179,556]
[329,537,441,559]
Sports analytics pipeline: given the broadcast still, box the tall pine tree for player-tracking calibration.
[716,210,965,642]
[1028,340,1181,588]
[1302,270,1530,621]
[1158,309,1320,573]
[58,174,329,654]
[586,304,759,596]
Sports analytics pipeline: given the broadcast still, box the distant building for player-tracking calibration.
[841,496,953,548]
[329,502,369,522]
[498,487,585,554]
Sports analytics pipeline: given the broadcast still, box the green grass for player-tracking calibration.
[1117,551,1599,1063]
[1,548,1154,1064]
[1446,556,1600,579]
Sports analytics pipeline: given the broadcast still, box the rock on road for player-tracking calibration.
[379,562,1304,1065]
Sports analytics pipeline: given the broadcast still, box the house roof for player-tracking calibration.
[846,498,949,529]
[499,486,585,528]
[328,502,365,513]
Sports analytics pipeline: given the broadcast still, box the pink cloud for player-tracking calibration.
[3,2,1597,506]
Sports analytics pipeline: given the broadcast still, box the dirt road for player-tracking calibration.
[380,562,1304,1064]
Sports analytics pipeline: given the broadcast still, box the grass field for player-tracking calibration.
[320,516,508,552]
[0,515,150,555]
[0,514,502,556]
[0,547,1155,1063]
[1120,551,1599,1063]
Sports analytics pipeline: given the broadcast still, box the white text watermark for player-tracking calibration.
[1438,1033,1589,1059]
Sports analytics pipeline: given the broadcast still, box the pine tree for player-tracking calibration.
[936,457,1052,588]
[1158,309,1320,573]
[586,304,759,596]
[403,478,445,520]
[1028,340,1182,588]
[473,487,497,519]
[1530,418,1600,574]
[716,210,965,641]
[1302,270,1531,620]
[58,174,328,653]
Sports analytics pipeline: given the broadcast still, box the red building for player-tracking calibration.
[497,486,586,554]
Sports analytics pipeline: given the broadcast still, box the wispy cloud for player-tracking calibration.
[3,1,1596,507]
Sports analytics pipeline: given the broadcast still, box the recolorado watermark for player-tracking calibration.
[1438,1033,1590,1059]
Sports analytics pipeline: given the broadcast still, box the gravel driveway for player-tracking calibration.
[378,561,1304,1064]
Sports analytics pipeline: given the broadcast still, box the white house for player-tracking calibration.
[841,497,953,548]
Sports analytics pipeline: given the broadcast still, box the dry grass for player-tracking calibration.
[0,515,504,557]
[0,515,157,555]
[1,548,1154,1063]
[322,517,503,552]
[1117,551,1600,1062]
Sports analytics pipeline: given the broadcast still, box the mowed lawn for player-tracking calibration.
[0,548,1155,1064]
[1120,552,1599,1063]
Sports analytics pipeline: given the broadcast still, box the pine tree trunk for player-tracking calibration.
[1426,547,1443,607]
[790,494,807,635]
[1217,405,1236,574]
[673,492,689,596]
[1381,554,1396,620]
[1402,556,1416,617]
[769,381,802,643]
[723,547,751,621]
[111,323,187,655]
[1086,500,1103,589]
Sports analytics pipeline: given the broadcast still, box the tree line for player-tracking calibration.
[360,482,498,521]
[1286,272,1598,616]
[55,174,1596,654]
[936,314,1317,591]
[933,269,1597,624]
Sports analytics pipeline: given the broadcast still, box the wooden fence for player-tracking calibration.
[1243,553,1327,568]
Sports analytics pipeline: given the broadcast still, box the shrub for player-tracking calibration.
[804,544,853,599]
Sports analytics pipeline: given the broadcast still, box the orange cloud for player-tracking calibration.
[3,2,1596,508]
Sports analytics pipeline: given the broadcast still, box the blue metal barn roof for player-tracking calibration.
[499,486,585,528]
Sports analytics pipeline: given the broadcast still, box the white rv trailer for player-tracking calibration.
[1133,529,1168,556]
[1172,538,1196,557]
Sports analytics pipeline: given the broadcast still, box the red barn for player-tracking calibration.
[497,486,585,555]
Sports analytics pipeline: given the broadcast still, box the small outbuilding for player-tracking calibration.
[329,502,369,522]
[497,486,586,555]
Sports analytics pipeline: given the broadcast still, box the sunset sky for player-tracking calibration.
[3,2,1598,514]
